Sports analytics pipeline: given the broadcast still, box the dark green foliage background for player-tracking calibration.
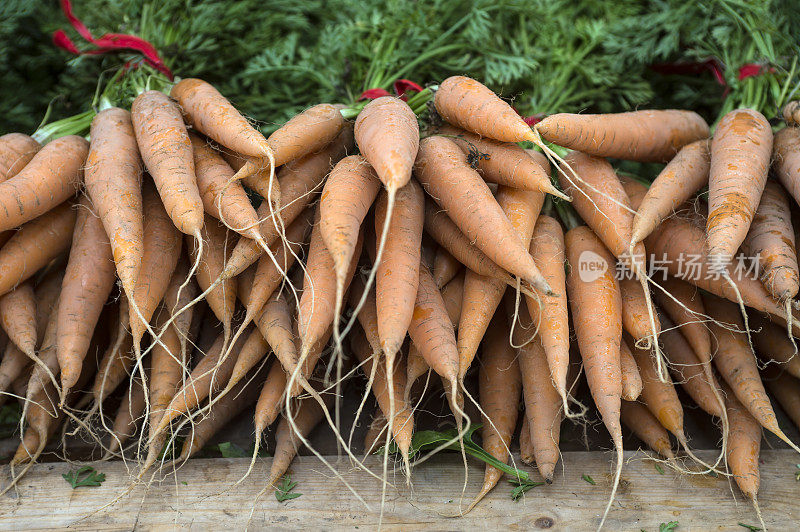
[1,0,798,134]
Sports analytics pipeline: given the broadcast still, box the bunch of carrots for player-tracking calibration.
[2,71,800,530]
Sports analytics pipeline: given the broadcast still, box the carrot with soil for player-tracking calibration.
[0,133,39,181]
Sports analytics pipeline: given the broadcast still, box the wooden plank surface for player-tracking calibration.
[1,450,797,530]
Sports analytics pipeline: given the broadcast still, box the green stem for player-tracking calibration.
[32,110,96,144]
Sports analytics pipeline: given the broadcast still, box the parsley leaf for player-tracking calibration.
[62,466,105,488]
[275,475,301,502]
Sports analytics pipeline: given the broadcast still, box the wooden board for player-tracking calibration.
[1,450,797,530]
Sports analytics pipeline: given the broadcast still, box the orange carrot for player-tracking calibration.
[470,311,521,506]
[526,215,571,411]
[187,216,237,340]
[85,107,143,298]
[652,276,710,365]
[437,124,566,199]
[0,281,36,357]
[619,337,643,401]
[0,133,39,181]
[268,389,334,487]
[0,135,86,233]
[537,110,709,162]
[57,196,116,396]
[129,181,182,350]
[0,201,76,297]
[320,155,380,292]
[620,400,674,459]
[162,257,200,362]
[740,180,798,301]
[90,319,134,406]
[171,78,274,182]
[190,133,264,239]
[565,225,623,525]
[723,384,762,509]
[630,140,710,247]
[514,323,561,482]
[252,293,294,376]
[773,126,800,207]
[433,247,461,288]
[434,76,537,144]
[704,293,796,449]
[416,136,551,294]
[375,179,424,362]
[407,262,461,420]
[519,417,534,465]
[619,277,662,346]
[132,90,204,236]
[267,103,346,167]
[707,109,772,269]
[221,150,281,208]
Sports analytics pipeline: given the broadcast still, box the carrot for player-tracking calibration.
[351,325,413,461]
[0,281,36,357]
[0,133,40,181]
[751,311,800,380]
[85,107,143,299]
[436,124,566,199]
[565,225,623,526]
[740,179,798,302]
[423,198,514,285]
[407,262,462,422]
[297,207,362,358]
[723,383,763,517]
[355,96,418,194]
[9,382,60,469]
[190,133,264,240]
[131,90,204,237]
[434,76,537,144]
[514,322,561,482]
[433,247,461,288]
[707,109,772,269]
[0,344,30,406]
[24,297,61,408]
[659,317,724,418]
[178,367,263,461]
[221,128,353,279]
[0,201,76,297]
[526,215,571,411]
[90,329,134,407]
[704,293,798,450]
[620,400,674,459]
[783,101,800,126]
[630,140,709,248]
[171,78,275,182]
[416,136,552,294]
[145,309,185,465]
[537,110,709,163]
[267,103,346,167]
[268,389,334,487]
[249,295,292,379]
[57,197,116,397]
[154,330,242,435]
[188,216,237,341]
[221,150,281,208]
[320,155,380,303]
[762,365,800,430]
[375,178,424,363]
[0,135,86,233]
[364,412,388,453]
[652,276,710,365]
[245,208,312,322]
[458,186,542,378]
[619,277,662,347]
[469,310,521,507]
[106,373,147,457]
[128,181,182,349]
[348,276,381,355]
[619,337,643,401]
[773,126,800,208]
